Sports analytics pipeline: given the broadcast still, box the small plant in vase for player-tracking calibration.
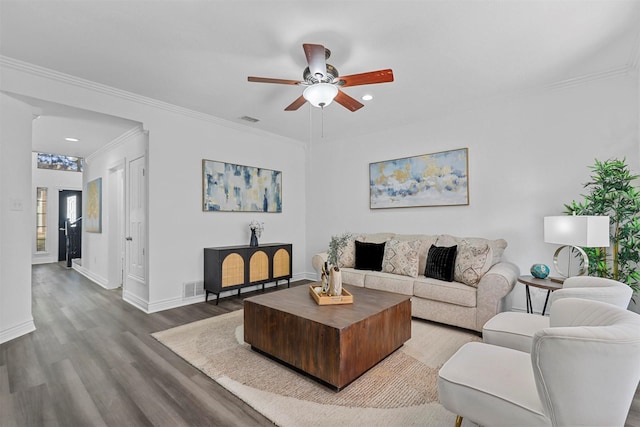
[326,232,352,296]
[249,220,264,247]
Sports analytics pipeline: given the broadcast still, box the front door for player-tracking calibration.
[58,190,82,262]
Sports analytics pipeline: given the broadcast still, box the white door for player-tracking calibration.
[125,156,146,293]
[108,165,125,288]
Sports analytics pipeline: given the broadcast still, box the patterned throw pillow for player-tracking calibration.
[337,235,362,268]
[381,239,421,278]
[454,240,493,287]
[424,245,458,282]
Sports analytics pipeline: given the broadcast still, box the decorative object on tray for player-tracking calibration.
[530,263,550,279]
[310,285,354,305]
[329,268,343,297]
[326,232,352,296]
[369,148,469,209]
[321,262,330,294]
[249,220,264,247]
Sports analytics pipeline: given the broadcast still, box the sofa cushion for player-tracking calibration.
[364,271,414,296]
[355,240,386,271]
[394,234,438,275]
[381,239,421,278]
[338,267,365,287]
[425,245,457,282]
[337,234,364,268]
[437,234,507,266]
[414,277,477,307]
[454,240,493,287]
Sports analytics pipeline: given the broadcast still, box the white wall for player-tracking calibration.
[0,93,36,344]
[31,152,83,264]
[145,113,307,311]
[79,127,146,290]
[1,57,637,332]
[306,72,639,312]
[1,60,308,315]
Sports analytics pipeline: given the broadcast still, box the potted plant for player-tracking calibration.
[564,158,640,297]
[326,232,352,296]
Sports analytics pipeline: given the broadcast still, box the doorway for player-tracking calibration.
[58,189,82,263]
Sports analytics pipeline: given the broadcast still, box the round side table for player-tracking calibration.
[518,275,564,315]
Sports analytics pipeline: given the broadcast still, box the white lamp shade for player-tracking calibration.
[303,83,338,108]
[544,216,610,247]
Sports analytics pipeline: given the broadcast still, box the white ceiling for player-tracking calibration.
[1,0,639,153]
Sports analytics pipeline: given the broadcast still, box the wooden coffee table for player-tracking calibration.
[244,283,412,390]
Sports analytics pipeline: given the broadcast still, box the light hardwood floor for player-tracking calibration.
[1,263,639,426]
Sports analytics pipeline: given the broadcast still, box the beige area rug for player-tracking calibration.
[152,310,480,426]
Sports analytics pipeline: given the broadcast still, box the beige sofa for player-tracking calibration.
[312,233,519,332]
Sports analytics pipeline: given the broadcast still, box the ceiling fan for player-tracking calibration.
[248,43,394,112]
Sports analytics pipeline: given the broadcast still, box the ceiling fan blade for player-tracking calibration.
[303,43,327,81]
[284,95,307,111]
[334,90,364,112]
[336,69,394,87]
[248,76,302,85]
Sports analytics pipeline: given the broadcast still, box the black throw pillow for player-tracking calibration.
[354,240,386,271]
[425,244,457,282]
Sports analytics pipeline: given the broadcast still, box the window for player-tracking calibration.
[67,195,77,224]
[36,187,47,252]
[37,152,83,172]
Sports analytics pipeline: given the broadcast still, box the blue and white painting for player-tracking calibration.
[369,148,468,209]
[203,160,282,212]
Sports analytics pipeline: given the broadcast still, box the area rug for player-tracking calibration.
[152,310,480,426]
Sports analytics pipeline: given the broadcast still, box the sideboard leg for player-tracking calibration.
[215,293,220,305]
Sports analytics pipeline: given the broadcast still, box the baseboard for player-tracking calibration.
[72,263,110,288]
[142,275,315,314]
[0,319,36,344]
[123,290,151,313]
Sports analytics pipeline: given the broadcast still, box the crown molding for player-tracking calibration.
[543,65,631,91]
[85,125,145,163]
[0,56,304,147]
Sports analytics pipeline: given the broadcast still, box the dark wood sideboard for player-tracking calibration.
[204,243,292,304]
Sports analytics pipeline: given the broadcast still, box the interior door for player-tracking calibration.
[58,190,82,262]
[125,156,146,293]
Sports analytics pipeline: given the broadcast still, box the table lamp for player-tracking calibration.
[543,215,610,278]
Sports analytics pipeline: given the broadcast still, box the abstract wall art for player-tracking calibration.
[369,148,469,209]
[202,160,282,212]
[85,177,102,232]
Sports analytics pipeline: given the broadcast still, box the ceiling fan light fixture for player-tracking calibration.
[303,83,338,108]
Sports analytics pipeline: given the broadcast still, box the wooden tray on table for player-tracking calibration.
[309,285,354,305]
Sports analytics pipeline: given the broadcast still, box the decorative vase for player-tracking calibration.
[250,229,258,247]
[530,263,550,279]
[329,268,343,296]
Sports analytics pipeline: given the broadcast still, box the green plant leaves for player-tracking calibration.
[564,158,640,293]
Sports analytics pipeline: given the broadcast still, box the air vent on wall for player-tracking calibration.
[240,115,260,123]
[183,281,205,299]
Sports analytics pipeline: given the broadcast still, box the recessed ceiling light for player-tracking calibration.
[362,94,373,101]
[65,137,79,142]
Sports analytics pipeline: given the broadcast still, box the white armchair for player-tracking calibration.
[483,276,632,352]
[438,298,640,427]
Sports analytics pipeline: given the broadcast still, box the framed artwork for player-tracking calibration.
[369,148,469,209]
[202,160,282,212]
[85,177,102,232]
